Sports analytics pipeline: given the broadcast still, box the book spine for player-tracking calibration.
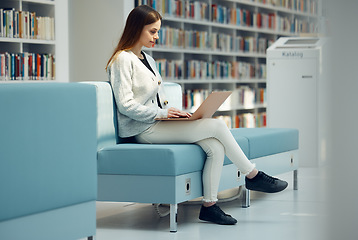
[36,53,40,80]
[10,53,15,80]
[0,9,3,37]
[0,53,4,80]
[13,10,18,38]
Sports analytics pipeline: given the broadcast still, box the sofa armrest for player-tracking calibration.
[0,83,97,222]
[163,82,182,110]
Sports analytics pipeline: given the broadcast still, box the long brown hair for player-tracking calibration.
[105,5,162,71]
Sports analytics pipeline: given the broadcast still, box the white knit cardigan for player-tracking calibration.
[107,50,169,138]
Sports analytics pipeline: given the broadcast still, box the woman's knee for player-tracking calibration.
[200,118,228,133]
[197,137,225,158]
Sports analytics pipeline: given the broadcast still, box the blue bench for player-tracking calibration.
[88,81,299,233]
[0,83,97,240]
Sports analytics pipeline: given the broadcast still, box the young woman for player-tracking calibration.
[106,5,288,225]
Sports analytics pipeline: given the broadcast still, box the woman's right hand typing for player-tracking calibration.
[167,107,192,119]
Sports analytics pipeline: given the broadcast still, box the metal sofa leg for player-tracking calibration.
[293,169,298,190]
[242,188,250,208]
[170,204,178,233]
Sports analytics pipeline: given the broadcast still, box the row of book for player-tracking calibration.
[184,60,267,80]
[0,8,55,40]
[215,112,267,129]
[0,52,55,81]
[156,58,266,80]
[183,87,266,112]
[157,26,274,53]
[136,1,318,33]
[211,4,278,28]
[137,0,210,21]
[266,0,318,14]
[136,0,318,16]
[156,59,183,79]
[211,5,317,33]
[232,86,266,106]
[221,86,266,110]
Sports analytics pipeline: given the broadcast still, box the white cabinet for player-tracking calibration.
[267,37,328,167]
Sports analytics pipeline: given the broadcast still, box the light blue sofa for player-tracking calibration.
[88,81,299,232]
[0,83,97,240]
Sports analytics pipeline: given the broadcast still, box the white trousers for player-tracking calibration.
[135,118,255,202]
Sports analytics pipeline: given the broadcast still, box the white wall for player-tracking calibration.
[68,0,134,82]
[325,0,358,239]
[55,0,69,82]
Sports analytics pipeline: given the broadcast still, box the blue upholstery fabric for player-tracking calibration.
[0,83,97,223]
[97,128,298,176]
[98,136,249,176]
[98,144,206,176]
[230,128,299,159]
[0,202,96,240]
[83,81,119,148]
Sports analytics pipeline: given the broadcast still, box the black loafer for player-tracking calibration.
[199,204,237,225]
[245,171,288,193]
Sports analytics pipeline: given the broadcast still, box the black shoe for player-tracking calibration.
[199,204,237,225]
[245,171,288,193]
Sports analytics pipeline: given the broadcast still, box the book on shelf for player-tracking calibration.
[136,0,210,20]
[0,52,55,81]
[137,1,318,34]
[214,115,233,128]
[271,0,318,14]
[183,87,266,112]
[231,86,255,108]
[156,58,183,80]
[156,25,274,54]
[155,57,266,80]
[137,0,318,17]
[183,89,210,112]
[214,112,267,129]
[157,58,266,80]
[157,27,185,48]
[0,8,55,40]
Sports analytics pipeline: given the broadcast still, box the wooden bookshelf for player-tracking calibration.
[136,0,321,128]
[0,0,57,81]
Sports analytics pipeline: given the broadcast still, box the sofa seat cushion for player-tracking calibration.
[98,144,205,176]
[98,135,249,176]
[230,128,299,159]
[98,128,298,176]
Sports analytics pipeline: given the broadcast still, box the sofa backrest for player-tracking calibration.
[86,81,182,149]
[83,81,119,150]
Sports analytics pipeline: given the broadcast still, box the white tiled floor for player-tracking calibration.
[91,167,329,240]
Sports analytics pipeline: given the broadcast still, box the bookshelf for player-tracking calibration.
[136,0,321,128]
[0,0,60,81]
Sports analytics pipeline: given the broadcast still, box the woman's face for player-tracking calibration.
[139,19,161,48]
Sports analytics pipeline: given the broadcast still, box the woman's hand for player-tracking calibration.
[167,107,192,118]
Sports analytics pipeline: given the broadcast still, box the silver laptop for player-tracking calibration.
[156,91,232,121]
